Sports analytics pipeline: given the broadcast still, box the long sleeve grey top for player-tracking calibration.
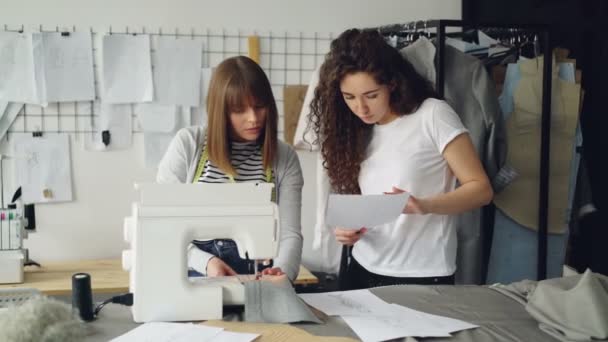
[156,126,304,281]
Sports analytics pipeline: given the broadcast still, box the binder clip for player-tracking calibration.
[101,130,111,146]
[61,32,71,37]
[32,131,43,137]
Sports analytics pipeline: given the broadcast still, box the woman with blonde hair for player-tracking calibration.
[157,56,303,281]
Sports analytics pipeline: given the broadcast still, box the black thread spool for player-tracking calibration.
[72,272,95,321]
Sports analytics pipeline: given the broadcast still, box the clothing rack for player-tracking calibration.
[379,19,552,280]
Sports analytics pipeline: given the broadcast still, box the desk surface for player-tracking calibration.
[85,285,559,342]
[0,259,318,295]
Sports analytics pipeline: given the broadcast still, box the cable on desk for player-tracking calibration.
[93,293,133,317]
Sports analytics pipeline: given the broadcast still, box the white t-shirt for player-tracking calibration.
[353,98,468,278]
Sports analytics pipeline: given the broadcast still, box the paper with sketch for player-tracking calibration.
[101,34,153,103]
[39,31,95,102]
[32,33,48,106]
[326,192,409,229]
[0,102,24,140]
[388,304,478,334]
[300,290,477,341]
[12,133,73,203]
[0,32,41,104]
[85,103,132,151]
[154,37,202,106]
[342,303,477,341]
[341,313,450,342]
[137,103,177,133]
[110,322,223,342]
[143,106,190,168]
[298,289,390,316]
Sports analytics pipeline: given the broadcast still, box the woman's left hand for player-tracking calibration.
[260,267,285,276]
[384,186,428,214]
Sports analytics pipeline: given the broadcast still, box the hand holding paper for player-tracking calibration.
[325,191,410,229]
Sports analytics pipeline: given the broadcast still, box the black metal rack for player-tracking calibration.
[378,19,553,280]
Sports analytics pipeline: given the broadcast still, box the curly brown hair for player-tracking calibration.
[309,28,437,194]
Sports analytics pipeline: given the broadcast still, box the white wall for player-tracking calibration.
[0,0,461,271]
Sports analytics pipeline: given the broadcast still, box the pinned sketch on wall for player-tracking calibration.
[153,37,202,107]
[191,67,213,126]
[143,106,191,168]
[85,103,132,151]
[31,33,48,106]
[0,32,42,104]
[12,133,73,203]
[0,102,24,140]
[39,31,95,102]
[137,103,177,133]
[101,34,153,104]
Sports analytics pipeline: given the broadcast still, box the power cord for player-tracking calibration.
[94,293,133,317]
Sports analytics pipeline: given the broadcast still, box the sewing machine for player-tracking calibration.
[0,207,27,284]
[122,182,279,322]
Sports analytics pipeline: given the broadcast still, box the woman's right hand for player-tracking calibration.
[334,227,367,246]
[206,257,237,277]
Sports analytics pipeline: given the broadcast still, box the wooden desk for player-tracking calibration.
[0,259,318,295]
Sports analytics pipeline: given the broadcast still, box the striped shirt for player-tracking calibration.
[197,141,269,183]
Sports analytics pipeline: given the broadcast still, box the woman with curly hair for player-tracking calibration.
[309,29,493,289]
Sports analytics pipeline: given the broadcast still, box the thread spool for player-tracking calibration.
[72,272,94,321]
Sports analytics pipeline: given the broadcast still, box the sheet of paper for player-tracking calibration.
[298,290,390,316]
[325,192,409,229]
[39,31,95,102]
[342,303,478,341]
[341,314,451,342]
[0,102,24,140]
[191,67,213,126]
[0,32,40,104]
[85,103,132,151]
[12,133,73,203]
[109,322,223,342]
[102,34,153,104]
[143,106,190,168]
[154,37,202,107]
[300,290,478,341]
[388,304,478,334]
[137,103,177,133]
[211,330,259,342]
[143,132,174,168]
[32,33,47,106]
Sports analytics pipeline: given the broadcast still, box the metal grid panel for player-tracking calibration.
[1,25,334,141]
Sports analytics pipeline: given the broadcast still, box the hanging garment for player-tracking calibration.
[401,38,507,284]
[493,56,582,234]
[488,60,584,283]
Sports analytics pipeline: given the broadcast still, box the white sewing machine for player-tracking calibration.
[0,207,27,285]
[122,182,279,322]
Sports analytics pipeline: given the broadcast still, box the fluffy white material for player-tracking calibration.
[0,296,86,342]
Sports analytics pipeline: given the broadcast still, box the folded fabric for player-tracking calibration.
[244,277,322,324]
[526,270,608,341]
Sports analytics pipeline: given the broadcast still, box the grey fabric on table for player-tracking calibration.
[370,285,559,342]
[490,279,538,306]
[526,270,608,341]
[244,278,322,324]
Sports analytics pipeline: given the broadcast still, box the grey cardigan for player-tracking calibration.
[156,126,304,281]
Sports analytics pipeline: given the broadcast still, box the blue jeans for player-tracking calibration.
[189,239,265,277]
